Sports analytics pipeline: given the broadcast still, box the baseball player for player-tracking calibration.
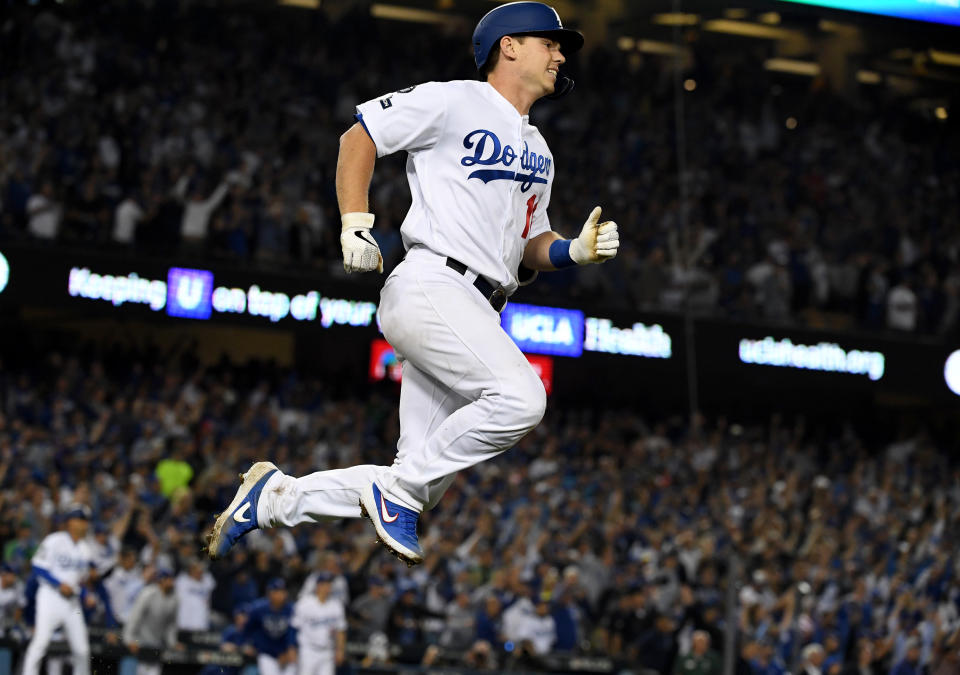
[21,505,94,675]
[207,1,618,567]
[292,572,346,675]
[242,578,297,675]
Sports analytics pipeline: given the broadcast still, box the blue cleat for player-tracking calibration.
[359,482,424,566]
[206,462,278,560]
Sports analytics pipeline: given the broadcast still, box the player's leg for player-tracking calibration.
[134,663,162,675]
[21,589,62,675]
[385,356,468,510]
[258,354,466,531]
[45,656,63,675]
[361,253,546,563]
[257,654,282,675]
[61,604,90,675]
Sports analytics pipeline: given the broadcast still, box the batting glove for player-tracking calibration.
[340,212,383,273]
[569,206,619,264]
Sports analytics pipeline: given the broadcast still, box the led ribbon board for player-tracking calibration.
[739,336,885,381]
[67,264,376,326]
[776,0,960,26]
[500,303,584,357]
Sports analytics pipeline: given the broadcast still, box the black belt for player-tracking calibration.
[445,258,507,312]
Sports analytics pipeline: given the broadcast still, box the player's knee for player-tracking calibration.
[502,370,546,432]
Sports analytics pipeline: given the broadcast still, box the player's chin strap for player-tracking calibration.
[546,72,575,100]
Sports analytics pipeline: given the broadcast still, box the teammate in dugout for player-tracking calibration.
[207,1,619,566]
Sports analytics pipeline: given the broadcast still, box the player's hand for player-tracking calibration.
[569,206,619,264]
[59,583,74,598]
[340,212,383,273]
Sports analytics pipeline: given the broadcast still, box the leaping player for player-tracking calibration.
[207,1,619,567]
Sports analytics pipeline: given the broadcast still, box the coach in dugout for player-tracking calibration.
[21,504,94,675]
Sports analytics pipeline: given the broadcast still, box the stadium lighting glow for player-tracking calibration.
[764,58,821,76]
[370,4,454,25]
[776,1,960,27]
[945,351,960,396]
[0,251,9,295]
[652,13,700,26]
[703,19,800,40]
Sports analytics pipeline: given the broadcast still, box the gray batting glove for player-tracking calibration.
[340,212,384,273]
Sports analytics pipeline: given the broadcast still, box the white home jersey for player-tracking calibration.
[355,80,555,294]
[103,566,145,624]
[175,572,215,630]
[292,595,346,651]
[31,532,93,592]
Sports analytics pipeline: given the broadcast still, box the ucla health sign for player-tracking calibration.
[67,264,376,327]
[501,303,584,357]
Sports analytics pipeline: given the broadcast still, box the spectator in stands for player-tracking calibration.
[25,182,61,241]
[103,547,145,626]
[675,630,721,675]
[801,643,827,675]
[123,568,182,675]
[175,559,215,632]
[0,563,25,638]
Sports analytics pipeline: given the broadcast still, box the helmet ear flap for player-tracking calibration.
[546,72,575,100]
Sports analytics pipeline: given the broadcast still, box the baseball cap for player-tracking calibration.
[267,577,287,591]
[64,504,92,521]
[314,571,335,583]
[155,567,174,580]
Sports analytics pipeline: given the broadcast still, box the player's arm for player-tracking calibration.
[335,123,383,274]
[335,628,346,665]
[522,206,619,271]
[30,539,70,596]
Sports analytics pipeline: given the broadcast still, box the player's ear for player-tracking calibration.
[499,35,520,62]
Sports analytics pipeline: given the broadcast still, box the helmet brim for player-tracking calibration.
[517,28,584,56]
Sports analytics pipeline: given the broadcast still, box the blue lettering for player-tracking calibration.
[461,130,502,167]
[460,131,551,192]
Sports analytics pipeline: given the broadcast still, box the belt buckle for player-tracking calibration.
[488,288,507,313]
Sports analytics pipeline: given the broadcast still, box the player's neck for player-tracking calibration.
[486,75,536,116]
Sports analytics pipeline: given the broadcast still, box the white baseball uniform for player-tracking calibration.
[258,80,550,524]
[292,594,346,675]
[22,531,94,675]
[174,571,215,630]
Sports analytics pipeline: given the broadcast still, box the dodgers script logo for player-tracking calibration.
[460,130,551,192]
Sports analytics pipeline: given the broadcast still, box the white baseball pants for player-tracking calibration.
[257,654,296,675]
[21,585,89,675]
[297,646,335,675]
[258,247,546,524]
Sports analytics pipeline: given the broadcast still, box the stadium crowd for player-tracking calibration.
[1,3,959,337]
[0,343,958,674]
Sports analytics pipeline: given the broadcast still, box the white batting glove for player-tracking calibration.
[569,206,619,264]
[340,212,383,273]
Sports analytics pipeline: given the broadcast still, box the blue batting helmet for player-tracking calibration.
[472,2,584,70]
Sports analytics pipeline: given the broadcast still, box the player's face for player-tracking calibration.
[516,36,565,97]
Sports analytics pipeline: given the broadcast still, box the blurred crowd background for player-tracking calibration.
[2,3,959,336]
[0,344,958,673]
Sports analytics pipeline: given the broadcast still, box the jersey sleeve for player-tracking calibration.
[334,602,347,632]
[30,535,62,587]
[354,82,448,158]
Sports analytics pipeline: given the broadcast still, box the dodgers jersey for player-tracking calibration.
[243,598,295,657]
[292,594,346,651]
[31,532,93,592]
[356,80,555,294]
